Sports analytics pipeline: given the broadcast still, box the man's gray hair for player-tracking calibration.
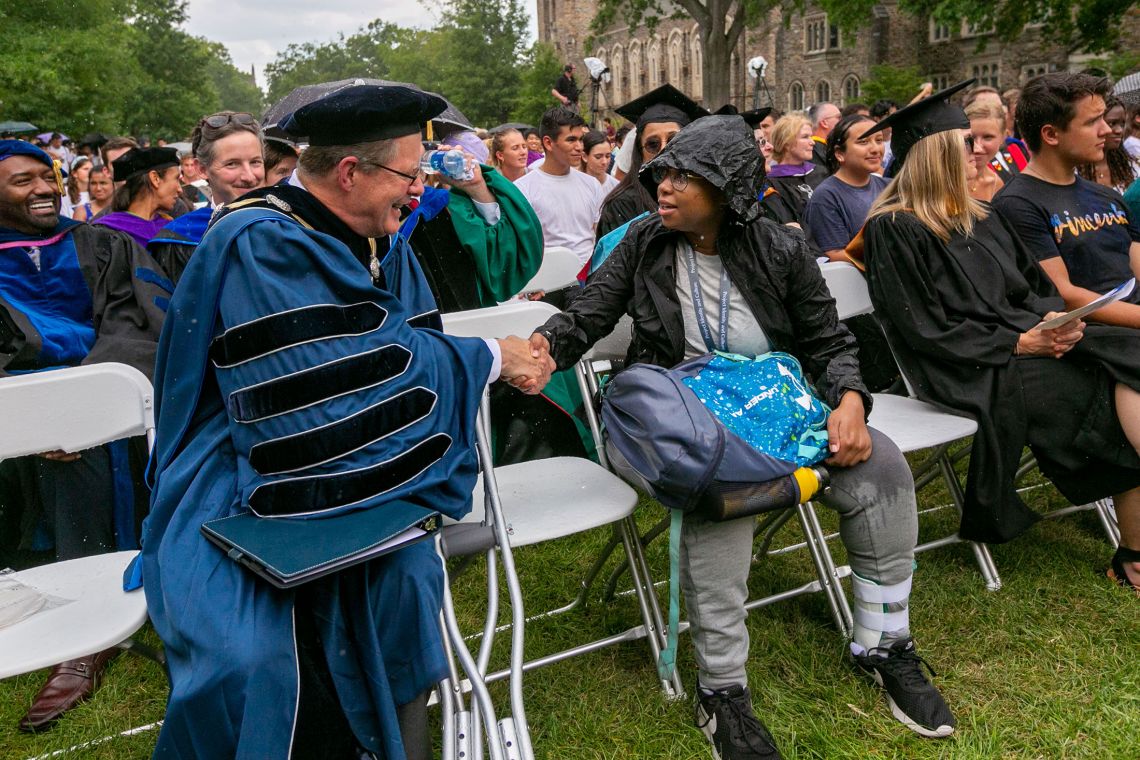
[299,139,399,177]
[808,102,836,128]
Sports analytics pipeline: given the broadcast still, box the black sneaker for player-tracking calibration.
[695,684,783,760]
[854,638,956,738]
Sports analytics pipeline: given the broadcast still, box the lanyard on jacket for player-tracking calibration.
[682,242,730,353]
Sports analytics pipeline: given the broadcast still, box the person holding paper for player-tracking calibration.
[863,80,1140,595]
[993,73,1140,328]
[140,85,555,760]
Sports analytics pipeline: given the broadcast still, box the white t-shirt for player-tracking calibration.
[514,166,606,265]
[597,172,620,196]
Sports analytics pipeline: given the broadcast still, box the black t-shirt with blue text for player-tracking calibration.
[993,174,1140,301]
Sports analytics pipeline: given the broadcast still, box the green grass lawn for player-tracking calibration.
[2,464,1137,759]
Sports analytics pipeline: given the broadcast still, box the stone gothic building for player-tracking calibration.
[537,0,1140,117]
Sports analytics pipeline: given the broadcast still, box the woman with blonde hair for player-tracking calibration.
[490,127,528,182]
[762,112,826,223]
[964,100,1007,201]
[862,81,1140,592]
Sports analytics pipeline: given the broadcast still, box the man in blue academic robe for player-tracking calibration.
[140,85,555,759]
[0,139,169,731]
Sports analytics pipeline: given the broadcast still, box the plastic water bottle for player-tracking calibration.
[419,149,474,181]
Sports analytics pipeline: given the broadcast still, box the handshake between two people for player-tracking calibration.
[496,333,557,394]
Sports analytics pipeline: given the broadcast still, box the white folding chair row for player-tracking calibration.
[0,363,161,681]
[820,261,1001,589]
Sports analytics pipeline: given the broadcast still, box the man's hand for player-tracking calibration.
[37,450,81,462]
[825,391,872,468]
[436,146,494,204]
[497,334,555,394]
[1018,313,1084,358]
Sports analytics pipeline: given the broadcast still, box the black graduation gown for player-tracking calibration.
[597,183,656,241]
[865,209,1140,542]
[762,166,827,226]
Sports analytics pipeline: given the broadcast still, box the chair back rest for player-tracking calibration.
[586,314,634,363]
[442,300,562,340]
[0,363,155,459]
[817,261,918,397]
[819,261,873,320]
[518,247,581,295]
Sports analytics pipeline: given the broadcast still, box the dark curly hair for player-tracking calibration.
[1077,97,1137,190]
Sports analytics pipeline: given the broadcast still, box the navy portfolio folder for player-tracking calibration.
[201,501,439,589]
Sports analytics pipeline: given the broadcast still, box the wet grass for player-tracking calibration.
[2,450,1137,759]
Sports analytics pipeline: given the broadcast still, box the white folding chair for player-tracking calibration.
[435,301,680,759]
[514,246,582,297]
[0,363,161,681]
[819,261,1001,590]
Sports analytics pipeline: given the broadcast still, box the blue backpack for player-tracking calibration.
[601,350,831,681]
[602,351,830,518]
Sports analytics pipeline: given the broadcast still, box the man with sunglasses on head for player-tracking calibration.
[148,111,266,286]
[140,84,556,760]
[514,106,605,269]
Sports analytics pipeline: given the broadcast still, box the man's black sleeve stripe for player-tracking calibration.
[210,302,386,368]
[248,433,452,517]
[248,387,437,475]
[227,344,412,423]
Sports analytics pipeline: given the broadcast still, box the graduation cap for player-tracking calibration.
[860,79,974,174]
[615,84,709,131]
[0,139,54,168]
[280,84,447,146]
[111,147,179,182]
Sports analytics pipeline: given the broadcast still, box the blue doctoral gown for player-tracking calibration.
[141,204,492,759]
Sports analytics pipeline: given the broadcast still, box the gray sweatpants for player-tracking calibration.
[680,427,918,689]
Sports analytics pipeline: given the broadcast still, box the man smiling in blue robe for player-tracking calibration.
[0,139,169,732]
[140,85,555,759]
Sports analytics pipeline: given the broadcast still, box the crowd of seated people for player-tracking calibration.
[3,67,1140,760]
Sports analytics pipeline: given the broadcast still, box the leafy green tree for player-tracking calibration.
[202,42,264,117]
[512,43,564,124]
[860,65,926,105]
[264,21,408,104]
[119,0,220,139]
[435,0,530,126]
[0,0,140,134]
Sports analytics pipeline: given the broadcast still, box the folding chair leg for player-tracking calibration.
[937,454,1002,591]
[618,515,684,698]
[1095,498,1121,548]
[796,503,853,639]
[603,514,670,602]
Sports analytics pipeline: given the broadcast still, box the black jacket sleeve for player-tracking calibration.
[537,229,641,370]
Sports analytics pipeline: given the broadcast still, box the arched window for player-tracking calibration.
[843,75,860,104]
[789,81,804,111]
[647,39,662,90]
[816,80,831,104]
[627,41,642,99]
[667,32,683,85]
[610,44,625,105]
[690,32,703,100]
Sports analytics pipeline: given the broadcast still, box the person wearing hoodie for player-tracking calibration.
[530,115,954,759]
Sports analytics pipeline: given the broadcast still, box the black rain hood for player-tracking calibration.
[640,114,763,224]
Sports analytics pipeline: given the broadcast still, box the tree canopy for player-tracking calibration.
[0,0,262,139]
[263,0,557,128]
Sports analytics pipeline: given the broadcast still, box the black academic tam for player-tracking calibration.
[280,84,448,146]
